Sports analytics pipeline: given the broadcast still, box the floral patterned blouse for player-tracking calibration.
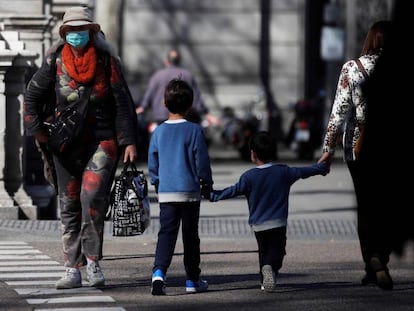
[322,54,379,161]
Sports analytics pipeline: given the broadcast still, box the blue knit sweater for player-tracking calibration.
[210,162,328,231]
[148,119,213,203]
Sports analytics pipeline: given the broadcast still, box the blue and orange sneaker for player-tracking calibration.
[151,269,166,295]
[185,278,208,293]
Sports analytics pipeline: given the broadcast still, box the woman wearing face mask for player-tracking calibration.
[24,6,138,289]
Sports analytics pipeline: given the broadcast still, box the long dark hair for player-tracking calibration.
[360,20,392,56]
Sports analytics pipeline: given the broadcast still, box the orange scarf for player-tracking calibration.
[62,43,97,83]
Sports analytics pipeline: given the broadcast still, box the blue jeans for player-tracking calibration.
[153,201,202,281]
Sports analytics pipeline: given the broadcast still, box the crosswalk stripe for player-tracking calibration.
[0,254,50,260]
[0,266,65,271]
[0,245,34,249]
[0,272,63,279]
[27,295,115,304]
[0,249,41,254]
[35,308,126,311]
[6,280,59,286]
[15,287,102,295]
[0,260,60,266]
[2,241,125,311]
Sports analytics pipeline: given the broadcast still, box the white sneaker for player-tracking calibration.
[55,268,82,289]
[261,265,276,292]
[87,261,105,287]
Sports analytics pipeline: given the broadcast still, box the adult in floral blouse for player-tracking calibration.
[318,21,392,290]
[24,6,137,289]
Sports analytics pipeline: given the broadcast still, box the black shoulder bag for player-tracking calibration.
[43,84,93,156]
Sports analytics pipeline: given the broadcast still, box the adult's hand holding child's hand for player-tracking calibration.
[200,182,213,200]
[318,152,332,176]
[321,161,330,176]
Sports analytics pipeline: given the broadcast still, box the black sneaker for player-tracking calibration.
[369,257,393,290]
[361,272,376,286]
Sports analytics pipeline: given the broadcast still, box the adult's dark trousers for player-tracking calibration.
[153,201,202,281]
[347,160,392,271]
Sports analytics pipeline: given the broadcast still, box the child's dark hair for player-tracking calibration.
[249,131,277,162]
[164,78,193,114]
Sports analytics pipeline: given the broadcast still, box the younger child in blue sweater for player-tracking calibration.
[148,78,213,295]
[209,131,328,292]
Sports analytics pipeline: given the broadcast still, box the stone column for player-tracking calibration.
[0,31,38,219]
[0,54,16,218]
[1,9,57,219]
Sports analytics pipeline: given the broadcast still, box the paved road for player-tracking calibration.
[1,155,413,311]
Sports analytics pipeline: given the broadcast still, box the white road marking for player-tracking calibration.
[15,287,102,295]
[0,254,50,260]
[35,308,126,311]
[1,242,124,310]
[6,280,59,286]
[0,260,60,266]
[0,245,34,249]
[27,295,115,304]
[0,272,64,279]
[0,249,42,254]
[0,241,27,245]
[0,266,65,271]
[6,280,90,286]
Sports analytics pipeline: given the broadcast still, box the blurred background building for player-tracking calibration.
[0,0,394,219]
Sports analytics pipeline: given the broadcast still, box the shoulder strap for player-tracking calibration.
[355,59,369,80]
[74,83,94,117]
[104,53,138,134]
[48,43,63,75]
[98,50,111,82]
[38,52,58,121]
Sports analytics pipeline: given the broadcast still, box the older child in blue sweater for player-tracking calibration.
[148,78,213,295]
[210,131,328,292]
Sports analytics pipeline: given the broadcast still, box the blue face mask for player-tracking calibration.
[65,30,90,48]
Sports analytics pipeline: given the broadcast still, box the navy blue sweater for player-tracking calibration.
[148,119,213,203]
[210,162,328,231]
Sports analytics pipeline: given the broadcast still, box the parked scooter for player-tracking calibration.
[285,91,325,160]
[221,92,263,161]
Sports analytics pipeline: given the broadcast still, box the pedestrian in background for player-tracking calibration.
[317,21,393,290]
[210,131,328,292]
[136,48,217,126]
[24,6,137,289]
[148,78,213,295]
